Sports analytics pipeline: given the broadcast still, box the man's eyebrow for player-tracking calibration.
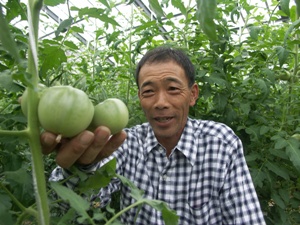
[164,77,183,85]
[140,80,153,89]
[140,77,184,89]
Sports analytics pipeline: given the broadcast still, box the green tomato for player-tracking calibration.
[21,84,46,116]
[38,85,94,138]
[91,98,129,134]
[292,133,300,141]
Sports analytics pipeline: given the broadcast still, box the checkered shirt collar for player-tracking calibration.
[143,117,198,166]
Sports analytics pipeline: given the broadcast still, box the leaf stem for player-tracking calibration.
[0,182,38,223]
[0,182,26,213]
[0,129,28,137]
[105,199,146,225]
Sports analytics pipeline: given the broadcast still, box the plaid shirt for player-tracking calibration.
[50,118,266,224]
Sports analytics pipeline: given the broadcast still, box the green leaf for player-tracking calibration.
[4,168,32,187]
[230,6,240,24]
[275,137,289,149]
[134,21,157,33]
[40,46,67,76]
[98,0,111,9]
[260,125,270,135]
[265,161,289,180]
[76,7,120,26]
[280,0,291,17]
[275,46,289,67]
[64,40,79,50]
[161,205,179,225]
[44,0,66,6]
[149,0,165,18]
[78,158,117,192]
[284,18,300,45]
[116,174,144,201]
[0,70,23,92]
[269,149,289,160]
[285,138,300,172]
[255,78,269,98]
[213,92,228,112]
[271,192,286,209]
[296,0,300,18]
[107,31,121,45]
[249,26,261,41]
[50,182,90,219]
[76,7,105,18]
[245,152,260,162]
[240,102,251,115]
[70,26,84,33]
[0,193,14,225]
[55,17,73,37]
[278,188,290,204]
[5,0,27,22]
[196,0,217,41]
[171,0,187,16]
[245,126,260,142]
[144,200,179,225]
[4,168,34,205]
[251,168,267,188]
[98,14,120,27]
[0,6,20,62]
[57,208,77,225]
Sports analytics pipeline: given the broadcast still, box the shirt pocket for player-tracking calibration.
[187,187,220,223]
[188,200,211,222]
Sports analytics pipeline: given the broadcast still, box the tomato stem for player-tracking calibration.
[26,0,50,225]
[55,134,62,143]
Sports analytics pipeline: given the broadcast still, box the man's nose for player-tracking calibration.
[154,91,169,109]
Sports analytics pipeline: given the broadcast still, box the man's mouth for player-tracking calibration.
[155,117,173,122]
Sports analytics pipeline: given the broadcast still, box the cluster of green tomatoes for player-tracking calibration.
[21,85,129,138]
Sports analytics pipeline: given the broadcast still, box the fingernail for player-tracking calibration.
[79,132,94,145]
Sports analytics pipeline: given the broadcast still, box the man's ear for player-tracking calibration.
[189,83,199,106]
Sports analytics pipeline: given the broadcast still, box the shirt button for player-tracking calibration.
[162,175,168,180]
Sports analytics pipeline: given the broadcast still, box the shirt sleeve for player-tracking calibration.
[220,138,266,224]
[49,166,82,189]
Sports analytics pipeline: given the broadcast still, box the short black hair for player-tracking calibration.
[135,46,195,88]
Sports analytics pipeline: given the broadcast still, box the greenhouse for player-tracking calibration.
[0,0,300,224]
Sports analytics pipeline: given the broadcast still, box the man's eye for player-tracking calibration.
[142,90,154,96]
[169,87,180,92]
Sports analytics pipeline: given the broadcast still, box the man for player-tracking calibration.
[43,46,266,224]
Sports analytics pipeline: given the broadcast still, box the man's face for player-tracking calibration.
[138,61,199,146]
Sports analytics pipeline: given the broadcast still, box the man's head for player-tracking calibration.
[135,46,195,89]
[136,46,199,152]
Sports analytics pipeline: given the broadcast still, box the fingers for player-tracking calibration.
[41,126,127,169]
[55,131,95,169]
[40,131,59,155]
[76,126,111,165]
[94,129,127,162]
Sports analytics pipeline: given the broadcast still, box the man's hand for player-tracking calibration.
[40,126,127,169]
